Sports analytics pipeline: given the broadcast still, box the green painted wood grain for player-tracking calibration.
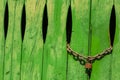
[67,0,89,80]
[90,0,113,80]
[21,0,45,80]
[42,0,68,80]
[4,0,16,80]
[111,0,120,79]
[1,0,120,80]
[0,0,5,80]
[11,0,23,80]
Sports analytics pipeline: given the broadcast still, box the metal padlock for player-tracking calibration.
[85,62,92,77]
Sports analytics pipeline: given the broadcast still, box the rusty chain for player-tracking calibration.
[67,44,113,64]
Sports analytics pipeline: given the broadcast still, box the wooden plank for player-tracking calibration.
[21,0,45,80]
[0,0,5,80]
[4,0,16,80]
[67,0,89,80]
[42,0,68,80]
[90,0,113,80]
[111,0,120,79]
[11,0,23,80]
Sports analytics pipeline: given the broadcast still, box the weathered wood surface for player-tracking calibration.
[11,0,23,80]
[42,0,68,80]
[111,0,120,80]
[0,0,5,80]
[21,0,44,80]
[3,0,24,80]
[4,0,16,80]
[67,0,89,80]
[0,0,120,80]
[90,0,113,80]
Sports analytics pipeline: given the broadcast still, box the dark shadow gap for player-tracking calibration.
[41,4,48,80]
[20,4,26,80]
[4,2,9,40]
[42,4,48,43]
[21,4,26,42]
[66,5,72,44]
[110,5,116,46]
[86,68,92,79]
[66,4,72,80]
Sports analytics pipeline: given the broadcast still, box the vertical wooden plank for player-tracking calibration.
[21,0,45,80]
[4,0,16,80]
[0,0,5,80]
[42,0,68,80]
[11,0,23,80]
[67,0,89,80]
[111,0,120,79]
[90,0,113,80]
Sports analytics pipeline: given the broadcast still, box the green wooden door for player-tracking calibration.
[0,0,119,80]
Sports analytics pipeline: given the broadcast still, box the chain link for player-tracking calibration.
[67,44,113,64]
